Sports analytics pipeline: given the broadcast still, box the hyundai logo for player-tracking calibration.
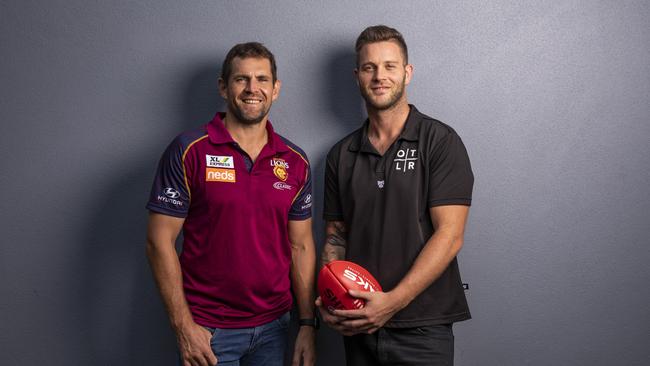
[164,188,180,199]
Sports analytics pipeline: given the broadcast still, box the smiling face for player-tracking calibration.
[355,41,412,111]
[219,56,281,125]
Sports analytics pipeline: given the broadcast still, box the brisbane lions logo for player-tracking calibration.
[270,158,289,181]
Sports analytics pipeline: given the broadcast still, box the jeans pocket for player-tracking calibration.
[276,311,291,329]
[414,324,453,339]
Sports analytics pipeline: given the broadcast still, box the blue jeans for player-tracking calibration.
[200,312,290,366]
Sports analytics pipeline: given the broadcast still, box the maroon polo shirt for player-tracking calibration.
[147,112,312,328]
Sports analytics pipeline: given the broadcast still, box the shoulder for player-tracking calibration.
[168,125,209,154]
[278,135,310,166]
[326,126,364,161]
[415,109,458,138]
[412,110,466,151]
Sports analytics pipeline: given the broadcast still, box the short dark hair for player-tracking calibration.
[355,25,408,66]
[220,42,278,83]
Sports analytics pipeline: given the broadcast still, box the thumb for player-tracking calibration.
[348,289,373,300]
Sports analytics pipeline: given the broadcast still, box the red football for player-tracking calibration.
[318,260,382,311]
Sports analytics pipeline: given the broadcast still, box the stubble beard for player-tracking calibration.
[228,99,272,126]
[361,76,406,111]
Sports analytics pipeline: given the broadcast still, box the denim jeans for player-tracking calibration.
[198,312,290,366]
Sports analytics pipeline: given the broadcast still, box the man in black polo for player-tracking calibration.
[316,25,474,365]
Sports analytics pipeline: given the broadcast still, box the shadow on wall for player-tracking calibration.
[77,61,224,365]
[325,46,366,131]
[303,46,365,366]
[312,44,365,250]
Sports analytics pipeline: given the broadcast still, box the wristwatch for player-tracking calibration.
[299,316,320,329]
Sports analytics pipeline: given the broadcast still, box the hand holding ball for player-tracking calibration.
[317,260,382,311]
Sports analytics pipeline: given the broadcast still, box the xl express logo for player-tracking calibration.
[206,155,234,169]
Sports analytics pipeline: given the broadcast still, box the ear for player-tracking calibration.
[353,68,359,86]
[271,79,281,101]
[404,64,413,86]
[218,78,227,99]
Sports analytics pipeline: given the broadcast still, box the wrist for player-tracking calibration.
[171,313,195,332]
[299,316,320,330]
[388,288,412,311]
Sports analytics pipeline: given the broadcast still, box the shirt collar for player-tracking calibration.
[206,112,289,153]
[349,104,421,153]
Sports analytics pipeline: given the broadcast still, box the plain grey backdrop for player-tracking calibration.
[2,1,649,365]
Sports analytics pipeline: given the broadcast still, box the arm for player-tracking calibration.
[320,220,347,267]
[315,220,354,333]
[336,205,470,334]
[288,219,317,366]
[146,212,217,366]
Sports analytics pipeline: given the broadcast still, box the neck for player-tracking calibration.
[223,113,269,161]
[367,100,410,142]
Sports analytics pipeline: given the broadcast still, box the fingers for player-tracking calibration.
[331,309,365,319]
[182,352,216,366]
[317,297,382,336]
[340,318,372,329]
[207,352,218,365]
[179,325,217,366]
[347,289,372,299]
[201,328,218,365]
[292,329,316,366]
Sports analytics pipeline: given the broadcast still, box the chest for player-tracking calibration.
[187,147,303,211]
[345,141,426,197]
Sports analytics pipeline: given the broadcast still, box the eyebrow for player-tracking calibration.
[231,73,271,79]
[360,60,401,67]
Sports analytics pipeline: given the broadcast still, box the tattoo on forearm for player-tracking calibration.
[326,221,347,247]
[322,221,347,263]
[325,235,346,247]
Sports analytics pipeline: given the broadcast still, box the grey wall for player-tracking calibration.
[2,1,649,365]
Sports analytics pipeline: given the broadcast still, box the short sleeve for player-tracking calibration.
[146,138,191,217]
[323,148,344,221]
[427,132,474,207]
[288,163,313,220]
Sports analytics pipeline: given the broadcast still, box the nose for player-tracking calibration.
[244,78,259,93]
[373,66,386,81]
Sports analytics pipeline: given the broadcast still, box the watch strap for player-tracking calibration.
[299,317,319,329]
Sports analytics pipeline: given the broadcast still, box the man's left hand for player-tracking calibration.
[333,290,404,335]
[292,325,316,366]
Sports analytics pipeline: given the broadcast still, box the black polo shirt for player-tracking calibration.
[323,105,473,327]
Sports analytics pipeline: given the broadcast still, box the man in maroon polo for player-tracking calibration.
[146,42,316,366]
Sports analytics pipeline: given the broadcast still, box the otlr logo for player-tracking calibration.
[394,148,417,172]
[206,168,236,183]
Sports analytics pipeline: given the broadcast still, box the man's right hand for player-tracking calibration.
[315,296,362,336]
[177,321,218,366]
